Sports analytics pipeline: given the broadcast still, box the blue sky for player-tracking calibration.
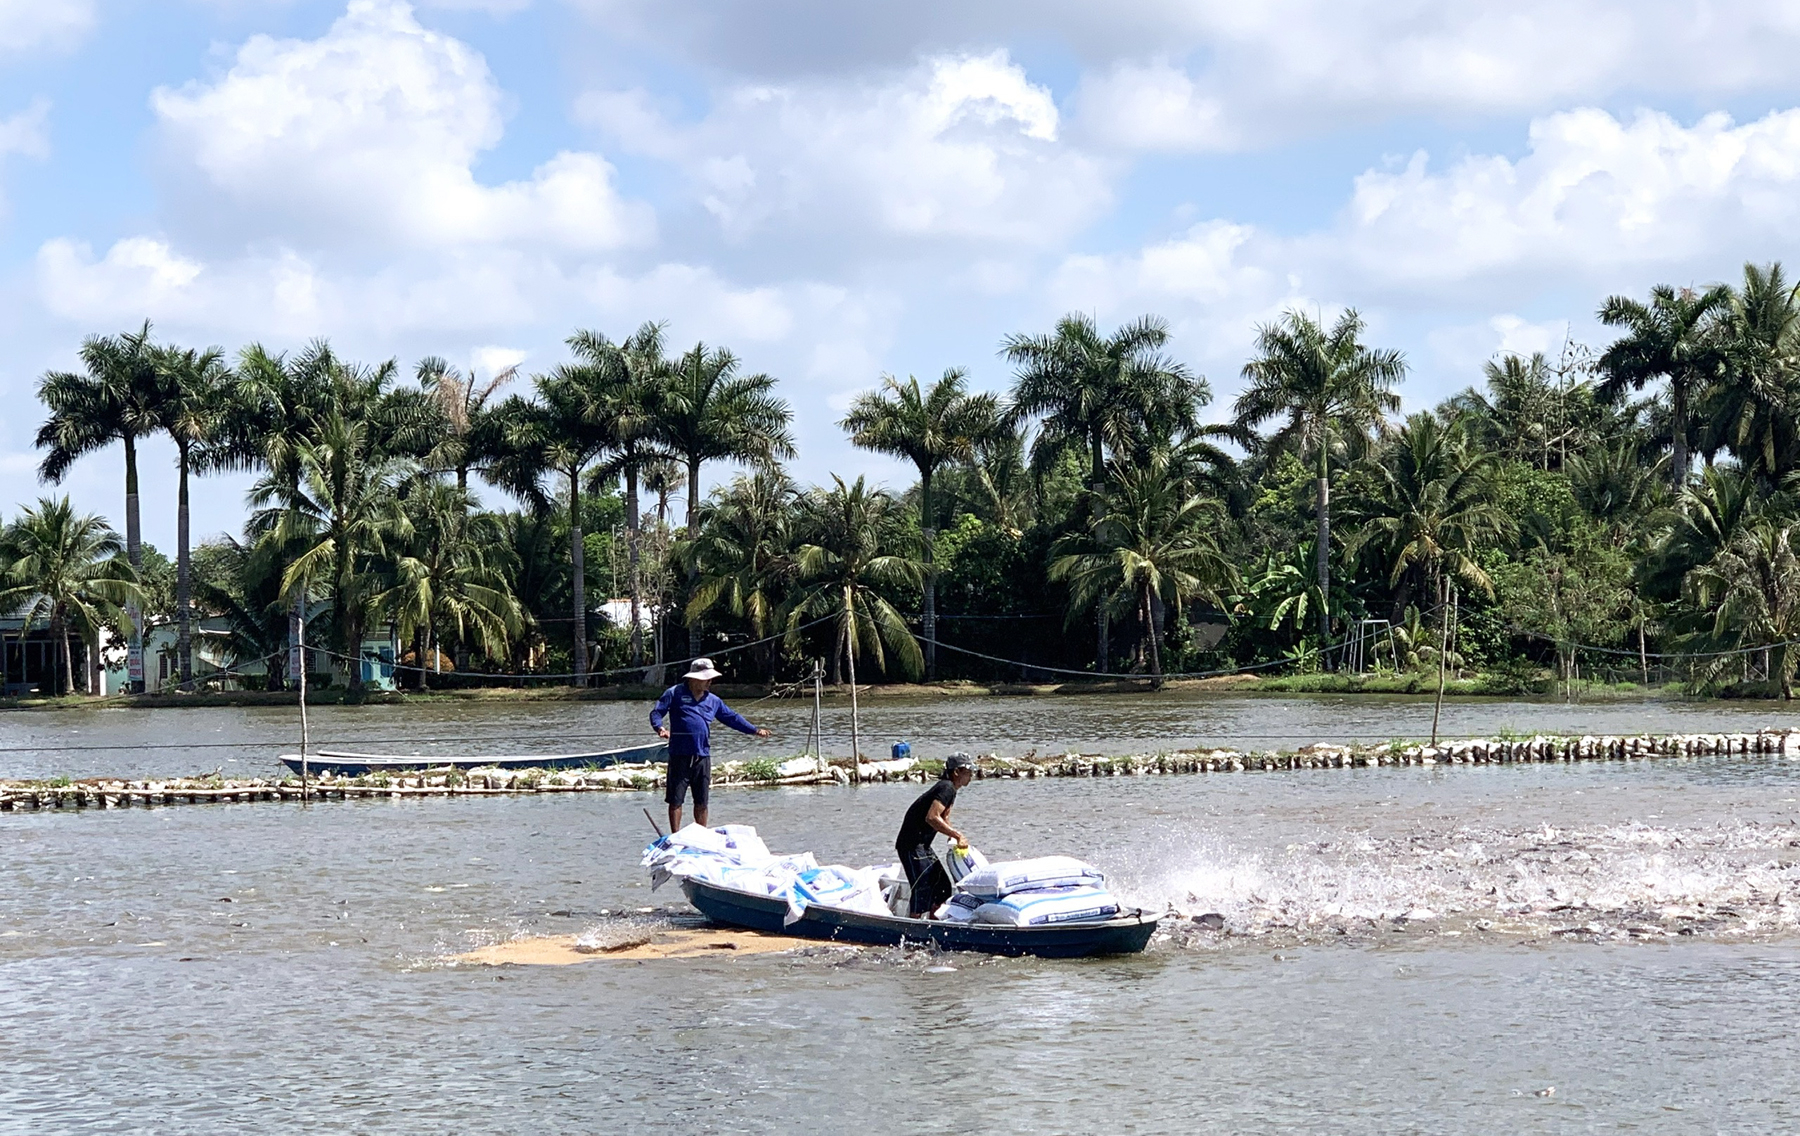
[8,0,1800,550]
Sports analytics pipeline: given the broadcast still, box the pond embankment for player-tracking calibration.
[0,669,1713,712]
[7,728,1799,812]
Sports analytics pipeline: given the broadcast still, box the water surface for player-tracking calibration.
[6,697,1800,1132]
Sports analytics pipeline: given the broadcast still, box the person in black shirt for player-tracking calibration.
[894,753,974,917]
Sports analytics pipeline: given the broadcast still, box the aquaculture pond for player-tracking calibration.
[5,693,1800,1132]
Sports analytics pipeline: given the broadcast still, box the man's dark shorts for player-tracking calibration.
[897,842,952,917]
[665,754,711,810]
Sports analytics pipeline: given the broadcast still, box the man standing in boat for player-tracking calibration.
[895,753,974,917]
[650,657,771,831]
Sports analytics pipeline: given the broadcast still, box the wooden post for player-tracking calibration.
[845,589,861,785]
[1431,578,1450,746]
[298,616,310,806]
[809,660,823,759]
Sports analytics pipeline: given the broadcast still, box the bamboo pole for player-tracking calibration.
[809,660,823,759]
[1431,578,1450,745]
[845,589,861,785]
[298,616,310,805]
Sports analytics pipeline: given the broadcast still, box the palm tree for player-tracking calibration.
[643,456,686,525]
[34,322,160,692]
[569,322,669,669]
[493,508,563,673]
[1597,282,1732,489]
[253,411,406,694]
[226,341,341,689]
[842,368,1000,679]
[687,469,798,678]
[785,476,924,686]
[150,344,232,690]
[374,480,522,688]
[1701,262,1800,484]
[190,534,293,685]
[961,427,1034,537]
[1344,413,1513,621]
[417,355,517,491]
[656,342,794,656]
[1640,464,1761,602]
[1566,442,1667,526]
[1003,313,1204,487]
[1004,312,1206,667]
[1050,455,1235,687]
[0,497,140,695]
[1234,308,1405,663]
[1453,353,1559,468]
[1687,521,1800,698]
[484,368,611,684]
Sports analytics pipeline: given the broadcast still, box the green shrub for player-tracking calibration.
[742,758,781,782]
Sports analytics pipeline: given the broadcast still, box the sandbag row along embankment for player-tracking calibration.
[5,730,1799,811]
[939,727,1800,780]
[0,754,847,810]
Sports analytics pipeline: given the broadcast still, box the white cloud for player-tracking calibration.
[1068,2,1800,151]
[39,237,206,321]
[34,232,891,390]
[151,0,651,253]
[1044,221,1310,393]
[468,344,528,375]
[418,0,530,12]
[573,1,1800,149]
[1043,102,1800,404]
[0,97,52,218]
[1065,104,1800,326]
[580,50,1108,246]
[1425,314,1581,379]
[1070,59,1232,151]
[1054,220,1270,309]
[1331,107,1800,289]
[0,0,93,54]
[0,99,49,160]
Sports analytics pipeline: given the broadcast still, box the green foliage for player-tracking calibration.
[740,758,781,782]
[32,265,1800,699]
[0,497,141,694]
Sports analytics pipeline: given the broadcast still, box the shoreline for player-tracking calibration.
[6,728,1797,812]
[0,671,1766,712]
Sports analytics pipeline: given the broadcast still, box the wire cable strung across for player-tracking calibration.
[1505,625,1800,661]
[3,728,1684,757]
[308,612,842,681]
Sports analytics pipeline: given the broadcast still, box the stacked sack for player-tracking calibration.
[641,823,895,924]
[936,854,1122,927]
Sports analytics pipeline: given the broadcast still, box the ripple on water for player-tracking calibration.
[10,703,1800,1131]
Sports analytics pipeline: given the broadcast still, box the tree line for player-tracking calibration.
[11,262,1800,698]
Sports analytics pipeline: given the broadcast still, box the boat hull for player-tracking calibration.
[277,741,669,777]
[680,877,1159,958]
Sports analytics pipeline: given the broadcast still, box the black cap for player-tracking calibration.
[943,753,973,775]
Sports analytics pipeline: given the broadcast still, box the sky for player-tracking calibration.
[7,0,1800,550]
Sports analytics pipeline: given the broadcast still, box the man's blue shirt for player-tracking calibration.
[650,684,758,758]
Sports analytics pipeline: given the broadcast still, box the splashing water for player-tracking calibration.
[1107,820,1800,943]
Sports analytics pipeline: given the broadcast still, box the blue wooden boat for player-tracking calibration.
[278,741,668,777]
[680,877,1160,958]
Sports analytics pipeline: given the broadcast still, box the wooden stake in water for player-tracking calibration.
[845,587,861,785]
[1431,578,1450,746]
[298,615,310,805]
[810,661,823,759]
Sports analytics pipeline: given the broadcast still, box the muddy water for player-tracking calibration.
[6,697,1800,1131]
[3,690,1799,780]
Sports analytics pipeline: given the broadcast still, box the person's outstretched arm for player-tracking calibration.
[715,702,770,738]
